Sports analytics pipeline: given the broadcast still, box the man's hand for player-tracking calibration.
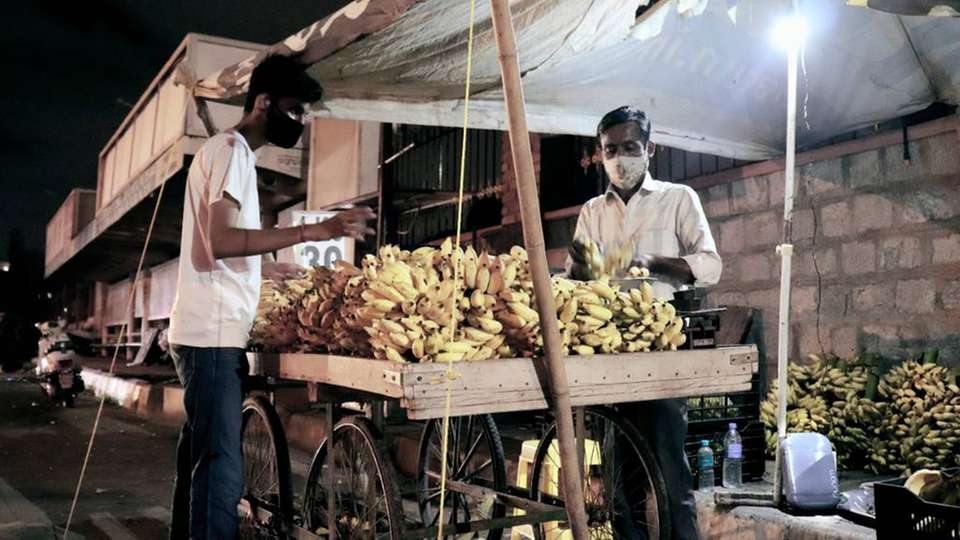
[306,207,377,241]
[630,254,653,272]
[263,261,304,282]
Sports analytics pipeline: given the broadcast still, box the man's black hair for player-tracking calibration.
[597,106,652,143]
[244,55,323,112]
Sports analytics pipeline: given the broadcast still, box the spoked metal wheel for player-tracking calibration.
[529,407,670,540]
[417,414,507,539]
[302,415,403,540]
[239,396,293,539]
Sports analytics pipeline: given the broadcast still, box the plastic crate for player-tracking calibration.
[875,471,960,540]
[685,374,764,484]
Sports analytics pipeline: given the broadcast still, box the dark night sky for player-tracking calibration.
[0,1,350,263]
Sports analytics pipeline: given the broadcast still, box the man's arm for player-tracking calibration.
[209,196,375,260]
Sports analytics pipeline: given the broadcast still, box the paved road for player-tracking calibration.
[0,371,322,540]
[0,373,178,539]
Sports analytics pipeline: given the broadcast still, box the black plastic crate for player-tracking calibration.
[875,470,960,540]
[684,374,764,484]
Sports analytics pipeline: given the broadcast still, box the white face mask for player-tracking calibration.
[603,155,647,190]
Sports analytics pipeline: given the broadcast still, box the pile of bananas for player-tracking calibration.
[761,354,960,474]
[871,361,960,474]
[760,355,878,470]
[251,239,685,363]
[250,273,313,350]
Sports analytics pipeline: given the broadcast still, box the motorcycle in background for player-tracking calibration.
[35,319,85,407]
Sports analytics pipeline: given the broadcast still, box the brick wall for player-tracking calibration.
[702,130,960,375]
[500,133,541,224]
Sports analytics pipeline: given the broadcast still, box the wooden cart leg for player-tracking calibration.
[326,403,337,540]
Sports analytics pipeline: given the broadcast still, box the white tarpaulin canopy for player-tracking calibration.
[198,0,960,159]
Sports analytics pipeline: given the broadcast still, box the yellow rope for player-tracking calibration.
[63,180,167,539]
[437,0,477,536]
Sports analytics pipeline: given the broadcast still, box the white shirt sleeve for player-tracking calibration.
[676,186,723,286]
[207,136,249,211]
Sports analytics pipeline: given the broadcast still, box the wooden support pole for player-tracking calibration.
[488,1,589,538]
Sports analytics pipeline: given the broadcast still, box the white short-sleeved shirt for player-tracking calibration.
[169,131,261,348]
[567,173,722,300]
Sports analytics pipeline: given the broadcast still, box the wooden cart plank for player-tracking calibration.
[405,348,756,398]
[404,378,753,420]
[248,346,758,419]
[248,353,405,398]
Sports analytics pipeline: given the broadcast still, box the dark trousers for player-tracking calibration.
[619,399,700,540]
[169,345,247,540]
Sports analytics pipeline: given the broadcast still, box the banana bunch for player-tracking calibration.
[568,240,641,281]
[760,355,877,469]
[871,360,960,474]
[250,273,312,350]
[761,377,831,455]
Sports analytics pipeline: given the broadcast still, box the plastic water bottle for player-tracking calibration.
[723,422,743,488]
[697,440,715,490]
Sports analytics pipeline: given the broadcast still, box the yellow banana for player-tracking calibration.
[385,347,406,363]
[436,352,466,363]
[508,302,540,322]
[464,327,496,343]
[573,345,595,355]
[584,304,613,321]
[590,281,617,301]
[559,298,578,324]
[476,317,503,334]
[471,289,485,309]
[640,282,654,304]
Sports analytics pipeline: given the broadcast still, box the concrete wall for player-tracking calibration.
[703,129,960,373]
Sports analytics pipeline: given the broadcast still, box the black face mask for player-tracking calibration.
[265,102,304,148]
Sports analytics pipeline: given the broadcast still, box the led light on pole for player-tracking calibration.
[772,14,808,51]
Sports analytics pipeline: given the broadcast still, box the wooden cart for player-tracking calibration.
[238,346,758,540]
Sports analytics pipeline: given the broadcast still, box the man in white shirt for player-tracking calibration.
[167,55,374,540]
[568,107,721,540]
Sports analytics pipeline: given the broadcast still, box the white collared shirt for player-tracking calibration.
[567,173,722,299]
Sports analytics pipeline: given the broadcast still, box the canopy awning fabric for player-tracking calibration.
[196,0,960,160]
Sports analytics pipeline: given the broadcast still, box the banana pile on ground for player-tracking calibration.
[872,361,960,474]
[760,355,877,469]
[251,239,686,362]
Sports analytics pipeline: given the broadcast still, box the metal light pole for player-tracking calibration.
[772,12,804,506]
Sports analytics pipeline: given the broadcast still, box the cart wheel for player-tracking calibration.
[302,415,403,540]
[417,414,507,539]
[239,396,293,539]
[529,407,671,540]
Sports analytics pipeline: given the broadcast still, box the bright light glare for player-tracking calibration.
[771,15,807,51]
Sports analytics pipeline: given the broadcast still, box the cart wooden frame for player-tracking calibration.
[239,345,758,539]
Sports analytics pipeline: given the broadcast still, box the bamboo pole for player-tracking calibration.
[488,1,589,538]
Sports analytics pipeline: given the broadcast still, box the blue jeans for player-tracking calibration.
[169,345,247,540]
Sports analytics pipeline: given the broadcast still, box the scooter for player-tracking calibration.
[35,319,85,407]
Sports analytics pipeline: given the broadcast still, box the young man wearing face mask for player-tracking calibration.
[567,106,721,540]
[167,55,375,539]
